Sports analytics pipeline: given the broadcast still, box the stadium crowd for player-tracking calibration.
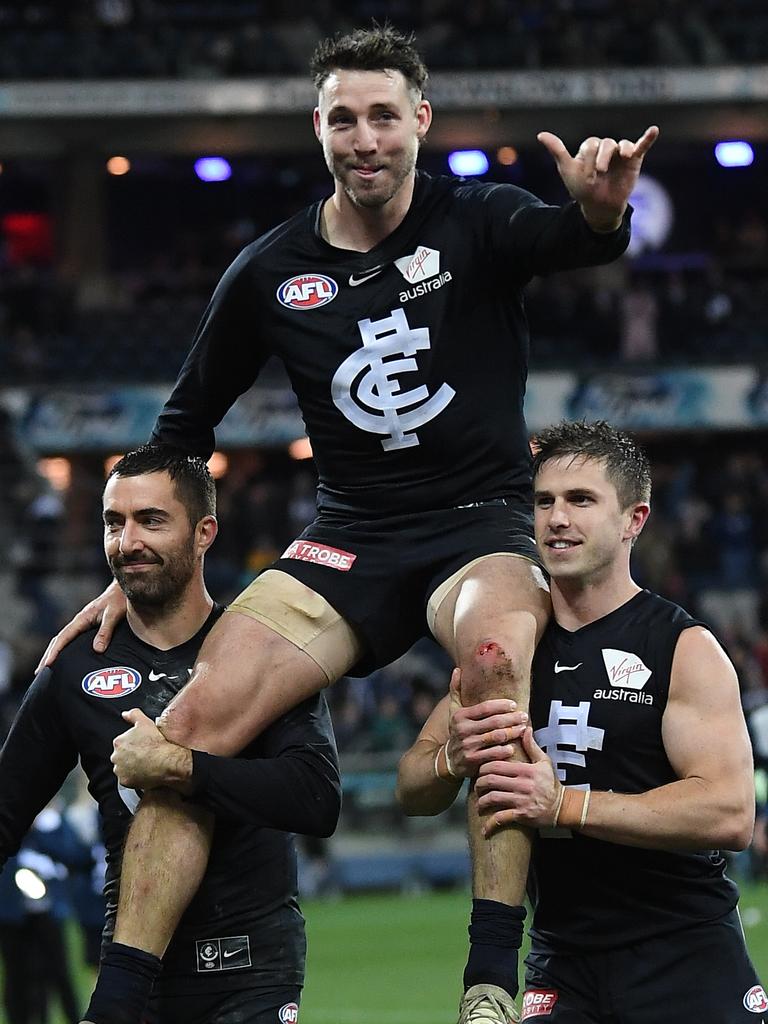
[0,0,767,78]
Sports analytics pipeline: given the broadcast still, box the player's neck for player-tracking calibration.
[125,579,214,651]
[322,175,415,251]
[551,566,641,632]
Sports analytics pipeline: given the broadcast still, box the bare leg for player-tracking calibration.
[432,555,550,1001]
[113,611,344,956]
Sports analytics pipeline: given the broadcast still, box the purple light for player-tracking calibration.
[194,156,232,182]
[714,141,754,168]
[448,150,489,176]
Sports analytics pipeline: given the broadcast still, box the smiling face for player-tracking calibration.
[534,455,649,586]
[103,470,211,609]
[313,68,431,210]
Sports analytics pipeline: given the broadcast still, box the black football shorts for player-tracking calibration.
[271,499,542,674]
[523,908,765,1023]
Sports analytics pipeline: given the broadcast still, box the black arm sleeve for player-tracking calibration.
[151,246,271,458]
[479,183,631,279]
[0,668,78,871]
[187,694,341,837]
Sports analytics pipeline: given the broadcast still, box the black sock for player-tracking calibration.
[463,899,526,998]
[83,942,162,1024]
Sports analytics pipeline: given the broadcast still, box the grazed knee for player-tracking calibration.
[461,638,529,705]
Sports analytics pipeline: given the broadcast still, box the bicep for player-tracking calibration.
[663,627,753,787]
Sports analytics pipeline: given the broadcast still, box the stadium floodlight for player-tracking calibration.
[448,150,489,176]
[714,141,754,168]
[194,156,232,182]
[15,867,46,900]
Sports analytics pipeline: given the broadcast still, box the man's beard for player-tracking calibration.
[110,547,195,610]
[337,143,417,210]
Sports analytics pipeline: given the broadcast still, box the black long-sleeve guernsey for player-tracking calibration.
[153,171,630,517]
[0,607,340,995]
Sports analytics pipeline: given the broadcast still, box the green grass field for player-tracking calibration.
[20,884,768,1024]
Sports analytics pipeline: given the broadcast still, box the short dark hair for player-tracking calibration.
[107,445,216,527]
[531,420,651,509]
[310,25,428,97]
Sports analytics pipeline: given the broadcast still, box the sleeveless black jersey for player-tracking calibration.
[0,608,340,995]
[153,171,630,517]
[528,590,739,952]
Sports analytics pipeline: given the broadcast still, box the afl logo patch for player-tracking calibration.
[82,666,142,699]
[744,984,768,1012]
[278,1003,299,1024]
[277,274,337,310]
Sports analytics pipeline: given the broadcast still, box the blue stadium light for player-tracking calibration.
[448,150,489,176]
[194,156,232,182]
[714,141,754,168]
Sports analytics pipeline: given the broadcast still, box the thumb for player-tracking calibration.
[121,708,151,727]
[537,131,569,166]
[522,725,546,761]
[449,667,462,707]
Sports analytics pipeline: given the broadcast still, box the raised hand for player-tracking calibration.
[538,125,659,231]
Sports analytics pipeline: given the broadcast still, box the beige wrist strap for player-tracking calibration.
[556,788,591,830]
[434,743,459,782]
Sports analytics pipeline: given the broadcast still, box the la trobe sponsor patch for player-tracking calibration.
[82,666,141,699]
[522,990,558,1019]
[282,540,356,571]
[277,274,338,310]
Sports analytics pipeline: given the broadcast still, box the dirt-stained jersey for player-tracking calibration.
[0,608,340,994]
[154,172,630,516]
[528,590,739,951]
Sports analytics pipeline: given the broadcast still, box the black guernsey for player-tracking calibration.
[0,608,340,994]
[528,590,739,951]
[153,172,630,516]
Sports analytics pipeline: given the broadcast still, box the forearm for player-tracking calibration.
[396,740,462,816]
[189,748,342,836]
[581,778,754,852]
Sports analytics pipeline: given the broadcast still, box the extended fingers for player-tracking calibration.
[457,698,519,721]
[633,124,660,157]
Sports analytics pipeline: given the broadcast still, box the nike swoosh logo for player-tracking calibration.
[223,948,245,958]
[148,669,180,682]
[554,662,582,673]
[348,265,386,286]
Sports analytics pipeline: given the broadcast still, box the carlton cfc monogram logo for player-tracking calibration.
[331,307,455,451]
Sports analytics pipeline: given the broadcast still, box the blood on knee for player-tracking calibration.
[464,639,524,702]
[476,640,506,661]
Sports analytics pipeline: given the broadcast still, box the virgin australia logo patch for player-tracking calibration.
[601,649,651,689]
[331,307,455,451]
[395,245,440,284]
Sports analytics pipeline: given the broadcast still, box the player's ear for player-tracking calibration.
[416,99,432,141]
[625,502,650,542]
[196,515,218,555]
[313,106,322,142]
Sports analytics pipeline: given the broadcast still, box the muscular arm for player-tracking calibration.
[479,627,755,851]
[0,668,78,869]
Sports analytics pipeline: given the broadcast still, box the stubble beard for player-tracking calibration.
[337,141,417,210]
[110,547,196,611]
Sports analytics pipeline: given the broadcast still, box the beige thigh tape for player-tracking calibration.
[226,569,363,683]
[426,551,541,637]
